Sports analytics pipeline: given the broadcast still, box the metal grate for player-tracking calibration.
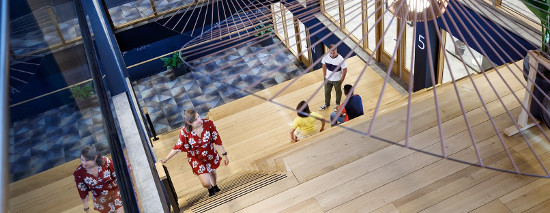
[186,172,287,213]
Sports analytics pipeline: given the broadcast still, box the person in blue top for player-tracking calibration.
[330,84,364,126]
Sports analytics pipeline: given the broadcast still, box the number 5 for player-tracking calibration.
[418,35,425,50]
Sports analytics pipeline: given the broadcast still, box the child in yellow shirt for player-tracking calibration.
[290,101,325,142]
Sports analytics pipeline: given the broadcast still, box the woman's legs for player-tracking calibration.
[197,173,213,189]
[210,170,217,186]
[198,172,220,196]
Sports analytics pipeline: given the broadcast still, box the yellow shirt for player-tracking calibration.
[292,112,322,134]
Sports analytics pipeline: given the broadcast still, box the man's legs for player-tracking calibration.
[334,80,342,105]
[330,112,346,126]
[324,81,334,106]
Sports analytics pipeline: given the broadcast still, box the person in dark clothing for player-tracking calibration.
[330,84,364,126]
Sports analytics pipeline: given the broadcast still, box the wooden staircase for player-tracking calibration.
[153,56,405,212]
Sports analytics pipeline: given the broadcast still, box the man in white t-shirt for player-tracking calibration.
[320,44,347,111]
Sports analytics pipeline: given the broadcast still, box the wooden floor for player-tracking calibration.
[154,58,550,213]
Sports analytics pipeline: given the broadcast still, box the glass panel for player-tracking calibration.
[367,0,376,51]
[344,0,363,43]
[10,7,63,57]
[383,5,397,57]
[325,0,340,22]
[54,2,81,41]
[284,7,298,54]
[442,32,477,83]
[105,0,157,27]
[405,21,414,71]
[7,43,128,212]
[152,0,195,14]
[298,21,308,59]
[501,0,539,22]
[8,3,136,212]
[274,3,285,42]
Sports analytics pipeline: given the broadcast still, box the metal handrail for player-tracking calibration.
[9,78,94,108]
[1,0,9,212]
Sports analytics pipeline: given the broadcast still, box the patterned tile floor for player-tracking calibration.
[133,36,305,134]
[9,100,108,182]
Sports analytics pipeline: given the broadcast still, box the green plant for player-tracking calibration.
[255,23,274,37]
[69,82,95,100]
[161,52,186,70]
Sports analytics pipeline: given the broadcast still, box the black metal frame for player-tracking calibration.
[73,0,140,212]
[1,0,9,212]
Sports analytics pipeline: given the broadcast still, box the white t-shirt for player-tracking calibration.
[321,54,347,81]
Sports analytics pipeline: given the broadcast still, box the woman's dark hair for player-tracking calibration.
[184,108,198,132]
[81,145,104,166]
[296,101,311,117]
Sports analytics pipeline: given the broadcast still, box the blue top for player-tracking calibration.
[345,94,364,120]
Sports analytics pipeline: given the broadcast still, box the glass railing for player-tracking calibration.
[8,1,137,210]
[8,78,133,212]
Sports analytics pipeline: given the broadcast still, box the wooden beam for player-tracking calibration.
[437,29,446,84]
[339,0,345,27]
[375,0,384,61]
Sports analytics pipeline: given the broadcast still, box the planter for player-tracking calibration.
[259,35,274,47]
[171,63,190,77]
[74,96,98,110]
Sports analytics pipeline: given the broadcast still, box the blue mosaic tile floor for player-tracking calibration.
[9,101,108,182]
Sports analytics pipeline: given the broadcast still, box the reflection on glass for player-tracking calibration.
[344,0,363,43]
[285,8,298,54]
[367,0,376,51]
[442,32,477,83]
[53,2,81,41]
[325,0,340,22]
[75,145,123,212]
[152,0,195,14]
[7,33,126,211]
[298,21,309,59]
[501,0,539,22]
[383,5,397,57]
[106,0,156,26]
[405,21,414,71]
[8,83,116,212]
[274,3,285,42]
[10,7,62,56]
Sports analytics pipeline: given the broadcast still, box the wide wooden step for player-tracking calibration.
[234,60,550,212]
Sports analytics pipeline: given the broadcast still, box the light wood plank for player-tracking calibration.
[471,199,512,213]
[371,203,400,213]
[524,199,550,213]
[321,109,525,212]
[280,198,325,213]
[499,178,550,213]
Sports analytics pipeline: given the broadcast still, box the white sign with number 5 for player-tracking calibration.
[418,35,425,50]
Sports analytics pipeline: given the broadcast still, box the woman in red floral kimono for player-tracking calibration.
[74,145,123,213]
[160,108,229,196]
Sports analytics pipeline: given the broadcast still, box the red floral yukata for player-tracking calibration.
[173,119,223,175]
[74,156,123,213]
